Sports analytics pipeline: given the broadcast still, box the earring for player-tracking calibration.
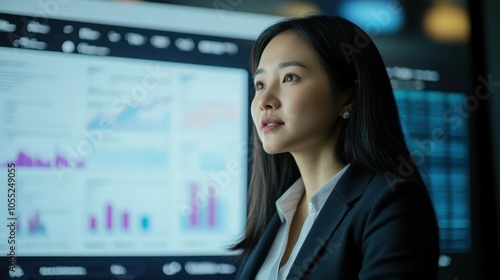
[342,111,350,120]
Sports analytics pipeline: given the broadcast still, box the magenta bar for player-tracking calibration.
[106,204,112,230]
[28,211,40,233]
[19,152,32,166]
[29,217,35,233]
[122,211,129,230]
[55,154,68,168]
[33,211,40,228]
[90,216,97,231]
[190,183,198,227]
[208,186,216,227]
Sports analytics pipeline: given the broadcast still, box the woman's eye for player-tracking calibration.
[284,74,299,83]
[255,82,264,90]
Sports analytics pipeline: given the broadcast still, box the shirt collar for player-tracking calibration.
[309,163,350,214]
[275,178,304,223]
[275,163,351,223]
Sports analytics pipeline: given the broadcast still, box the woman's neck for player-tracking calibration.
[291,145,345,204]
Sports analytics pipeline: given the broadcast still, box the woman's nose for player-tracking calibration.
[257,87,280,111]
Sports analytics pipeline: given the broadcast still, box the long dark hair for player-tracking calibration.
[231,15,425,255]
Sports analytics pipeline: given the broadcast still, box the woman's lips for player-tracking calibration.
[261,116,284,132]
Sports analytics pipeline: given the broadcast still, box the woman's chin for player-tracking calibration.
[262,145,285,155]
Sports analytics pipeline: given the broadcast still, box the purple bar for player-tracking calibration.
[90,216,97,231]
[28,211,40,233]
[34,211,40,228]
[122,211,129,230]
[106,204,112,230]
[19,152,32,166]
[37,158,50,167]
[55,154,69,168]
[29,217,35,233]
[208,186,216,227]
[190,183,198,227]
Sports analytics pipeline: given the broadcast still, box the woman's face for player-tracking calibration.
[251,32,348,155]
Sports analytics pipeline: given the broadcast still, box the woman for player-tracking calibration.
[232,15,440,279]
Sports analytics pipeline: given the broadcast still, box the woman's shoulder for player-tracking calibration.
[339,164,434,210]
[371,171,430,199]
[353,169,436,221]
[344,164,428,194]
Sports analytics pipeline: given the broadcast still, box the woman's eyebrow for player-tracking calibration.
[253,60,309,78]
[278,60,308,70]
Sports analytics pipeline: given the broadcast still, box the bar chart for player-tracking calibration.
[27,211,46,235]
[88,203,152,233]
[188,183,217,229]
[84,180,172,239]
[180,182,226,232]
[2,176,75,255]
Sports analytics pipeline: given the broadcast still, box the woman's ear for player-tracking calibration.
[338,85,356,118]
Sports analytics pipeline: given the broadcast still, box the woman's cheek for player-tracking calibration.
[250,100,263,138]
[250,99,259,124]
[283,92,310,120]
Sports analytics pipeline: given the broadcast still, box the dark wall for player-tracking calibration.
[484,0,500,271]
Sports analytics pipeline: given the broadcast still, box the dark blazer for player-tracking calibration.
[235,165,440,280]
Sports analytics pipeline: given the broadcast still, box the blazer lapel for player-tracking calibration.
[287,165,376,279]
[237,212,281,280]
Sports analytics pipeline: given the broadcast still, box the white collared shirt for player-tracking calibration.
[256,164,350,280]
